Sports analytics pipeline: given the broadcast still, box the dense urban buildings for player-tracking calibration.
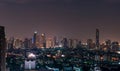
[1,0,120,71]
[0,26,120,71]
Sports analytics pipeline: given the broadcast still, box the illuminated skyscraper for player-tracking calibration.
[40,33,46,48]
[32,31,37,47]
[0,26,6,71]
[46,38,53,48]
[96,29,100,49]
[14,38,23,49]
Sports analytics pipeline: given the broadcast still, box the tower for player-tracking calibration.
[0,26,6,71]
[7,37,14,49]
[61,38,68,48]
[87,39,94,49]
[32,31,37,47]
[40,33,46,48]
[68,39,73,48]
[53,36,57,47]
[24,38,29,48]
[96,29,100,49]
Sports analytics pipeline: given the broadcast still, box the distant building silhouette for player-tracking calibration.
[76,41,82,47]
[68,39,73,48]
[105,40,111,51]
[61,38,68,48]
[87,39,95,49]
[7,37,14,50]
[111,41,119,52]
[0,26,6,71]
[53,36,58,47]
[24,38,30,48]
[96,29,100,49]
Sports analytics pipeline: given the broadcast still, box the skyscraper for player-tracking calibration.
[14,38,23,49]
[68,39,73,48]
[32,31,37,47]
[0,26,6,71]
[24,38,30,48]
[53,36,57,47]
[87,39,95,49]
[7,37,14,50]
[96,29,100,49]
[46,38,53,48]
[61,38,68,48]
[40,33,46,48]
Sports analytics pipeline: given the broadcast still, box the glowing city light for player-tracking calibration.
[116,51,120,54]
[28,53,36,58]
[34,31,37,34]
[61,54,65,57]
[119,62,120,65]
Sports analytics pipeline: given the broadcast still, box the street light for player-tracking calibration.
[116,51,120,54]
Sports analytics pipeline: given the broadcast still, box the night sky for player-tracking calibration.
[0,0,120,42]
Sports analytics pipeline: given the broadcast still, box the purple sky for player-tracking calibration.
[0,0,120,42]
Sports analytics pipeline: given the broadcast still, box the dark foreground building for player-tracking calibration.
[0,26,6,71]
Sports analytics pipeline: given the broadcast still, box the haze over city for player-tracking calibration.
[1,1,120,71]
[0,0,120,42]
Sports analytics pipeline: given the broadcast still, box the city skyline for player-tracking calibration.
[0,0,120,42]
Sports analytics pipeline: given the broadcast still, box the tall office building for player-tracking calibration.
[7,37,14,49]
[40,33,46,48]
[53,36,57,47]
[87,39,95,49]
[0,26,6,71]
[111,41,119,52]
[68,39,73,48]
[76,41,82,47]
[61,38,68,48]
[24,38,30,48]
[14,38,23,49]
[46,38,53,48]
[96,29,100,49]
[73,39,78,48]
[105,40,111,51]
[32,31,37,47]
